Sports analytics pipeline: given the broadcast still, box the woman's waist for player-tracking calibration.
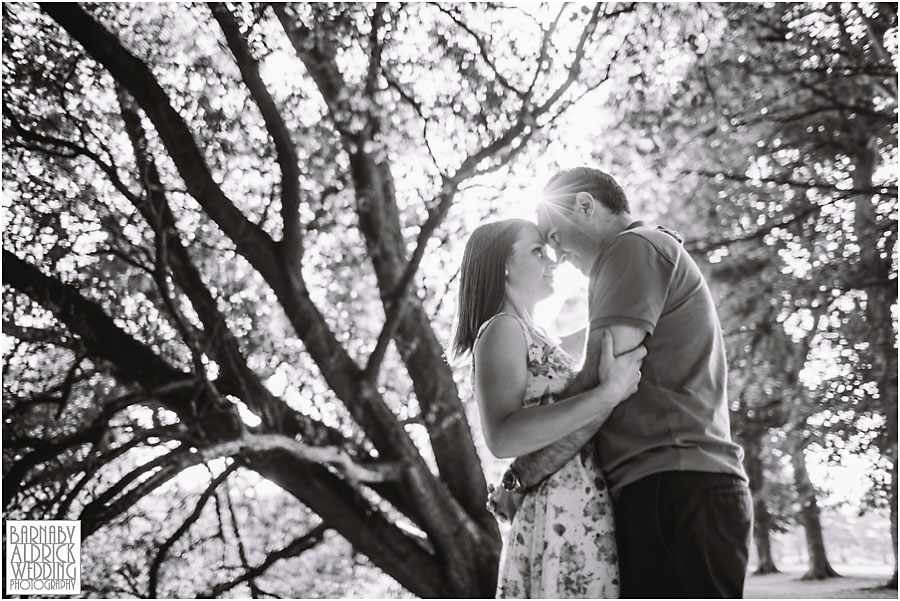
[527,449,606,493]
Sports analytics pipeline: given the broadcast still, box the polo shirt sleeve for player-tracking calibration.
[588,232,675,336]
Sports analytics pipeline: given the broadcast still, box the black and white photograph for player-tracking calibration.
[2,2,897,598]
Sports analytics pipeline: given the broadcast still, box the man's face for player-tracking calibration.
[536,203,595,275]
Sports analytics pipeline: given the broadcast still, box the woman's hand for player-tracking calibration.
[595,330,646,403]
[487,483,525,523]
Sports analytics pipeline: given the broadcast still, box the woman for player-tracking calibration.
[451,219,644,598]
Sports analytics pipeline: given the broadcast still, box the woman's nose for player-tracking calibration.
[543,254,558,269]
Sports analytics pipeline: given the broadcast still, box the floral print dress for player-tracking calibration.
[476,312,619,599]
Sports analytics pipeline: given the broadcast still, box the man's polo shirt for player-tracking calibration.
[589,221,747,492]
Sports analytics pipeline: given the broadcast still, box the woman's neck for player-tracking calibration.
[501,295,534,322]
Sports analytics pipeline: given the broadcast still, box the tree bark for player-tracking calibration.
[744,435,780,574]
[851,138,898,589]
[790,440,840,580]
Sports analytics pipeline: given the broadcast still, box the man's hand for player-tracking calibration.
[596,329,645,401]
[487,483,525,522]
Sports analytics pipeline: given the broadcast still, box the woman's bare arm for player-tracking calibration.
[508,324,646,487]
[475,317,641,459]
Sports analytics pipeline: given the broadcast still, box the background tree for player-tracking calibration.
[609,0,897,586]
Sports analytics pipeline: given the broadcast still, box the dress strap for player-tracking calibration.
[475,312,533,348]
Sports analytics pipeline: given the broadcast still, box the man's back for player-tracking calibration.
[587,224,746,491]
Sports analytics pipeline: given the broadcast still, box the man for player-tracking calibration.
[497,167,752,598]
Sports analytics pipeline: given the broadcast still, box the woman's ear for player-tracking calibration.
[574,191,595,218]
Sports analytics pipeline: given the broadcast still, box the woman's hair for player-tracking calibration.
[451,218,531,360]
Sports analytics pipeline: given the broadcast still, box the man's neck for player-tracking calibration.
[613,213,638,234]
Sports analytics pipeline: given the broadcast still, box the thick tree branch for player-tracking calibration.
[249,454,450,597]
[208,2,304,259]
[116,87,286,430]
[39,3,279,271]
[204,433,403,483]
[3,380,196,509]
[273,10,497,542]
[2,250,244,454]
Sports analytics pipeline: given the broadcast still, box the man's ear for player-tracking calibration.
[574,191,595,218]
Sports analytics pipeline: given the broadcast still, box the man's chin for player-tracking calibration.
[571,260,591,276]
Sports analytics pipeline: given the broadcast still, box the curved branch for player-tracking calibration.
[208,2,304,258]
[147,462,238,598]
[39,3,279,270]
[3,106,142,204]
[3,380,196,509]
[432,3,528,99]
[116,87,284,429]
[55,423,188,519]
[250,453,450,598]
[199,523,329,598]
[202,433,402,483]
[2,251,244,450]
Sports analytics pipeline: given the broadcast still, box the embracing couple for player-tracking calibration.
[451,167,753,598]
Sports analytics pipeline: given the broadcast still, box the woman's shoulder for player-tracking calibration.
[475,312,532,349]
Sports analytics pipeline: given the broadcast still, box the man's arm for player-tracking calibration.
[510,324,646,488]
[559,327,587,363]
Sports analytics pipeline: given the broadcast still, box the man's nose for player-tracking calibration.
[547,243,566,266]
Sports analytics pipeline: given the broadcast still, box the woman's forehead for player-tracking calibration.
[516,223,544,244]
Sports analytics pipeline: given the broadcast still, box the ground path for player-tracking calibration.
[745,568,895,599]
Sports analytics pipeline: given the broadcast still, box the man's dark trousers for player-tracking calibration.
[613,470,753,598]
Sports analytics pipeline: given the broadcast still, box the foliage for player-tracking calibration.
[1,2,667,597]
[611,0,897,584]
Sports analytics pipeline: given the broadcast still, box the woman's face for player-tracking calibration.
[505,223,556,303]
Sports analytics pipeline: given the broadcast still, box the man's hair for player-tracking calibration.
[451,218,531,360]
[543,167,630,215]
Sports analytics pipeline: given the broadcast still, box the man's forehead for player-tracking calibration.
[536,202,564,236]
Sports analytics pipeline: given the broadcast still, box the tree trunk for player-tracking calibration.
[852,139,898,590]
[744,435,780,574]
[790,442,840,580]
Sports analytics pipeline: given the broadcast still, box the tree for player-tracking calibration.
[789,435,841,580]
[611,1,897,586]
[2,2,655,596]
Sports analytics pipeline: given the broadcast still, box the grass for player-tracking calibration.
[745,566,896,599]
